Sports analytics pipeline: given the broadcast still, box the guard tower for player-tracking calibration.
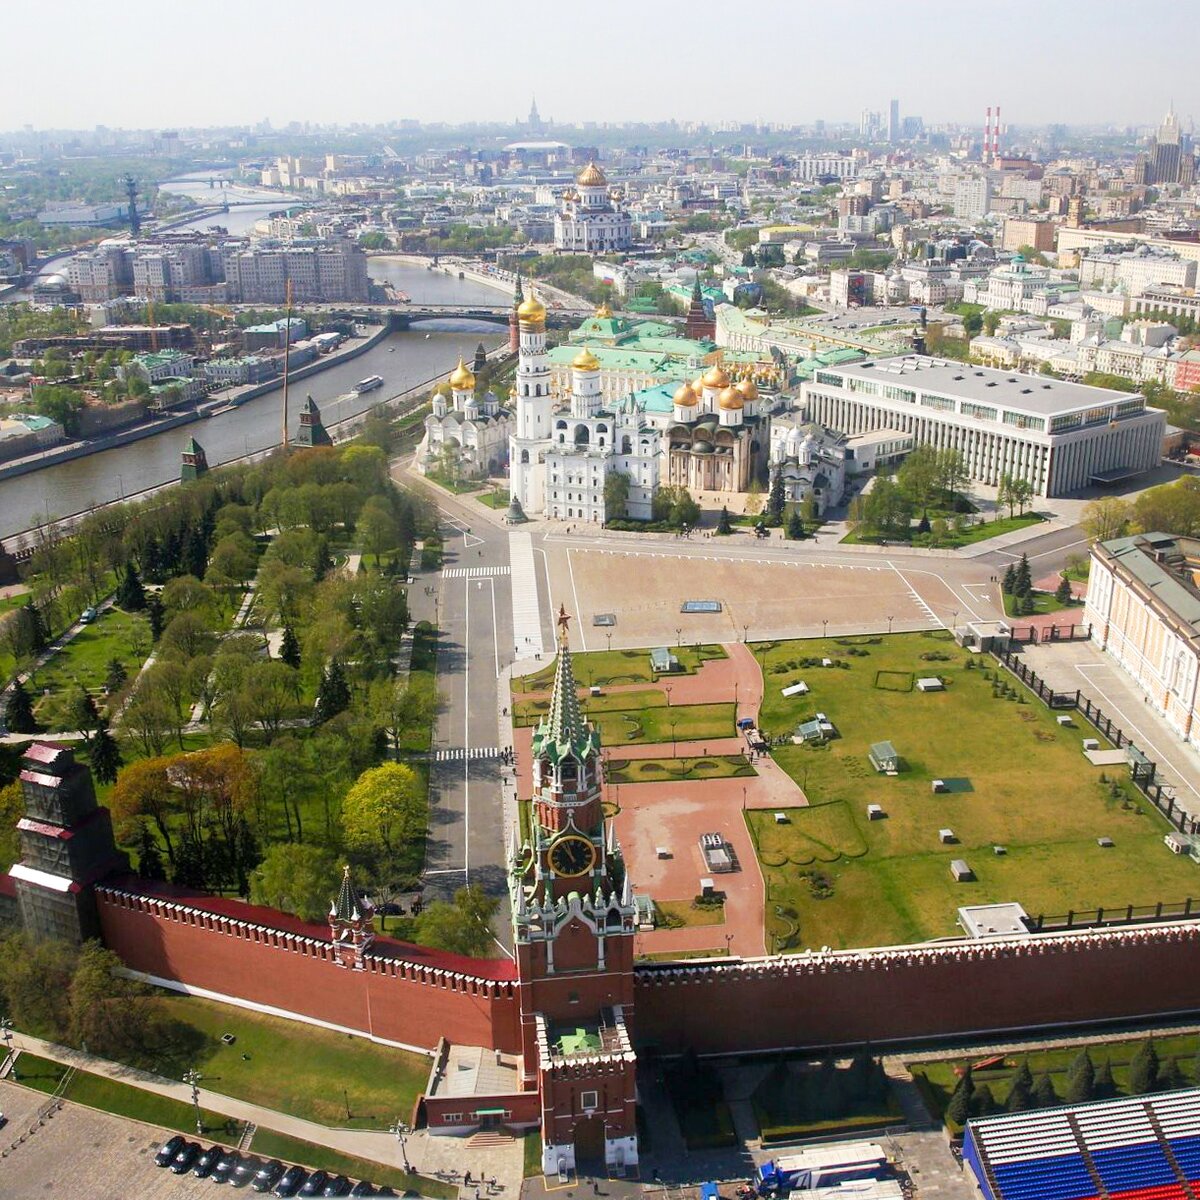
[293,394,333,448]
[9,742,128,942]
[329,865,376,970]
[180,436,209,483]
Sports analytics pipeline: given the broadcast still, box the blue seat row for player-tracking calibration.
[1093,1143,1177,1192]
[992,1153,1097,1200]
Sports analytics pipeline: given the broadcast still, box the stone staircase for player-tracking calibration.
[467,1129,515,1149]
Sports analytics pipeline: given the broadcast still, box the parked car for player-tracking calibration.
[322,1178,352,1198]
[232,1156,264,1189]
[0,1111,7,1130]
[349,1183,375,1197]
[155,1135,186,1167]
[274,1165,309,1197]
[171,1142,201,1174]
[194,1145,223,1178]
[298,1171,330,1197]
[79,607,97,624]
[252,1160,285,1193]
[213,1150,244,1184]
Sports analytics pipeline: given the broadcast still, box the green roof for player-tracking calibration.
[629,381,685,414]
[548,345,675,372]
[531,638,600,765]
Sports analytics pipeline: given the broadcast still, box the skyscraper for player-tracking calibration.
[1149,105,1193,185]
[887,98,900,144]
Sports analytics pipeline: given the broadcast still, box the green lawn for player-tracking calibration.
[909,1031,1200,1117]
[513,644,727,691]
[606,754,755,784]
[843,512,1043,549]
[28,606,150,720]
[522,1129,544,1177]
[514,688,734,746]
[251,1129,454,1196]
[477,487,511,510]
[13,1051,244,1139]
[656,899,726,928]
[751,633,1200,951]
[1003,591,1084,618]
[139,993,433,1130]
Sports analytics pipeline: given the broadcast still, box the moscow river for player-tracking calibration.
[0,262,508,537]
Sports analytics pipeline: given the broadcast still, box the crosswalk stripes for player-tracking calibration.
[442,566,512,579]
[434,747,501,762]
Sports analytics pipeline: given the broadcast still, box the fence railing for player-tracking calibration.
[1009,622,1092,645]
[993,648,1200,840]
[1031,898,1198,933]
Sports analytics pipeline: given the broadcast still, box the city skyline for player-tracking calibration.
[4,0,1198,135]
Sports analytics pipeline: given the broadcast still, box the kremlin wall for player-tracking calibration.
[91,874,1200,1060]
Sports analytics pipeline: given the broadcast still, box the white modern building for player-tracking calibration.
[553,162,633,254]
[1086,533,1200,747]
[800,355,1165,498]
[508,293,658,522]
[953,177,992,220]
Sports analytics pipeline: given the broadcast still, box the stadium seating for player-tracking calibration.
[989,1153,1096,1200]
[1106,1187,1188,1200]
[1091,1143,1177,1192]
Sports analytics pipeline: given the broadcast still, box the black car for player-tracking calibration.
[349,1183,375,1198]
[155,1134,186,1167]
[374,1190,397,1198]
[232,1156,264,1189]
[171,1142,202,1174]
[213,1150,244,1184]
[252,1159,286,1193]
[322,1177,352,1198]
[274,1165,309,1197]
[299,1171,330,1197]
[194,1146,224,1178]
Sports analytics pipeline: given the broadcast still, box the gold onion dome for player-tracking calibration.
[673,382,698,407]
[577,160,608,187]
[691,374,706,395]
[718,385,744,410]
[595,301,613,319]
[448,357,475,390]
[736,377,759,401]
[517,293,546,324]
[573,347,601,371]
[703,364,731,389]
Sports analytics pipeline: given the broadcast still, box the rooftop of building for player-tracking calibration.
[830,355,1155,419]
[1095,531,1200,639]
[425,1044,520,1099]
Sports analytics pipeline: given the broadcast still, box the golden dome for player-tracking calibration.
[508,385,518,398]
[577,160,608,187]
[517,292,546,325]
[691,374,706,395]
[718,386,744,410]
[595,302,613,319]
[703,364,731,389]
[736,377,759,402]
[673,382,698,407]
[572,347,601,371]
[448,357,475,391]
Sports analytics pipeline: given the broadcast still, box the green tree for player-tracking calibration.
[279,623,302,669]
[413,884,499,957]
[1130,1039,1159,1095]
[1033,1072,1058,1108]
[87,718,123,784]
[1132,476,1200,537]
[1081,496,1131,544]
[134,822,166,881]
[1002,564,1017,594]
[104,656,128,694]
[1095,1057,1116,1099]
[787,508,806,539]
[249,843,338,922]
[946,1065,975,1124]
[604,471,631,522]
[5,678,37,733]
[0,780,22,868]
[863,477,913,539]
[962,311,983,338]
[340,762,424,855]
[768,470,786,524]
[314,658,351,724]
[115,563,146,611]
[973,1084,997,1117]
[1066,1049,1095,1104]
[1055,574,1073,605]
[716,505,733,535]
[146,594,165,641]
[358,496,398,566]
[898,447,941,511]
[669,488,701,530]
[1015,553,1032,596]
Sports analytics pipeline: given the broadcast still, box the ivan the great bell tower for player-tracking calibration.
[509,607,639,1175]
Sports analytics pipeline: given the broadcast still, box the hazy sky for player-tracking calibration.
[5,0,1197,133]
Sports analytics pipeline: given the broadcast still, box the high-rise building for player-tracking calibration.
[887,98,900,144]
[1148,105,1194,185]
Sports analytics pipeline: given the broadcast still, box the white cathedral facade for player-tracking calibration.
[508,292,659,523]
[553,161,633,253]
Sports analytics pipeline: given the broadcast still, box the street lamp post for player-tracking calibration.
[822,619,828,641]
[606,632,612,654]
[743,624,749,644]
[951,609,959,638]
[724,932,734,957]
[183,1068,203,1134]
[1,1015,15,1080]
[887,614,894,634]
[676,626,682,648]
[390,1119,412,1173]
[665,685,673,709]
[671,719,678,762]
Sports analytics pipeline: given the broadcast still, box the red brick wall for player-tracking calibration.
[97,888,521,1055]
[634,923,1200,1054]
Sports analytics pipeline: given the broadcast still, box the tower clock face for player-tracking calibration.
[548,834,597,878]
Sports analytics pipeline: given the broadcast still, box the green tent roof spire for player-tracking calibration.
[532,606,600,763]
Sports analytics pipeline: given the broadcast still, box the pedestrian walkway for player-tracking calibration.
[434,746,501,761]
[508,531,544,661]
[444,566,511,579]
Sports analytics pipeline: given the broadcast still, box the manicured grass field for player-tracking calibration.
[842,512,1043,549]
[606,754,756,784]
[14,1051,243,1139]
[1003,591,1084,618]
[28,606,150,720]
[656,899,726,928]
[751,632,1200,951]
[514,688,734,746]
[250,1129,454,1196]
[514,644,727,691]
[476,487,511,510]
[909,1031,1200,1117]
[142,993,432,1130]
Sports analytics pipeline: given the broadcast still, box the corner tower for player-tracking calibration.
[511,607,639,1176]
